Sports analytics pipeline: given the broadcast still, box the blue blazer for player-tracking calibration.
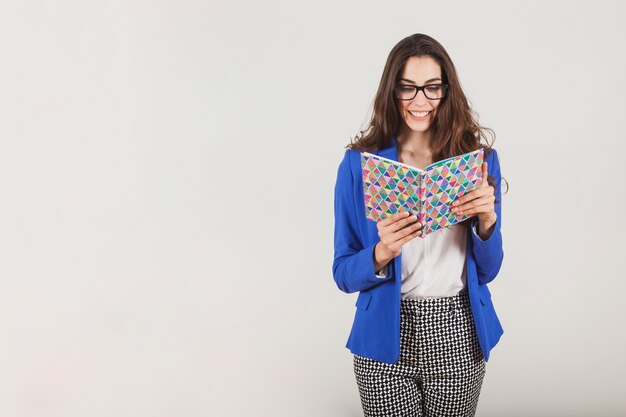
[332,137,504,364]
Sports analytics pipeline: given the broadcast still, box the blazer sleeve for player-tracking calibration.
[470,147,504,285]
[332,150,393,294]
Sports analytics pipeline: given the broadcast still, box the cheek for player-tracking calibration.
[431,103,442,117]
[396,102,408,119]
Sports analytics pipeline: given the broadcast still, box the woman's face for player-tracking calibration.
[396,55,443,135]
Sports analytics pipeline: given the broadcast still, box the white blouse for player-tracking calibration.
[375,223,483,299]
[400,224,467,299]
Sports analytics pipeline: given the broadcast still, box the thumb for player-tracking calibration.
[482,161,489,186]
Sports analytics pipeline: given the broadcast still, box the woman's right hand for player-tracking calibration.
[374,211,422,271]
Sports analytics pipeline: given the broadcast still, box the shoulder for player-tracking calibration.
[482,146,499,162]
[337,148,362,177]
[341,148,362,163]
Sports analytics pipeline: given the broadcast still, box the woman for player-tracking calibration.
[332,33,505,416]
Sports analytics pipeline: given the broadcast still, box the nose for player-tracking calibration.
[413,89,428,104]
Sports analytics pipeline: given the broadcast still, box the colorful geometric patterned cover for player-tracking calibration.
[361,148,484,237]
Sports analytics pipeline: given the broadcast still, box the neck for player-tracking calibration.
[397,128,432,156]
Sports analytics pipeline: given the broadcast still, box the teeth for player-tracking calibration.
[410,111,430,117]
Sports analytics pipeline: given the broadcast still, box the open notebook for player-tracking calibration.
[361,148,484,237]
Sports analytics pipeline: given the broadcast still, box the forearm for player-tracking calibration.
[333,242,394,293]
[471,216,503,285]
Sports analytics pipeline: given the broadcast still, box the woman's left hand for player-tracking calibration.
[450,162,497,239]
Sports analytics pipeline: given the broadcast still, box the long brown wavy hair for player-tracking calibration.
[348,33,496,164]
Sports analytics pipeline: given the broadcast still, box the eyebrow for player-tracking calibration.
[398,77,442,84]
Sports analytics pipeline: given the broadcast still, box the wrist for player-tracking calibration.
[477,214,497,239]
[374,242,395,271]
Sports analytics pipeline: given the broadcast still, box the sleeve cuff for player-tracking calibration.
[471,220,484,241]
[375,264,388,278]
[470,216,503,265]
[471,217,497,242]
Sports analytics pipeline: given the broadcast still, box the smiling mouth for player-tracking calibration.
[409,110,431,117]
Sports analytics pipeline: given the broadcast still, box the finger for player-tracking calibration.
[452,185,492,208]
[394,227,422,247]
[382,231,415,252]
[454,195,494,214]
[380,214,415,239]
[381,210,420,232]
[389,215,421,233]
[386,221,422,242]
[457,202,494,216]
[452,189,494,213]
[379,210,410,227]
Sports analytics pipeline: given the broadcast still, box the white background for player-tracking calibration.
[1,1,625,416]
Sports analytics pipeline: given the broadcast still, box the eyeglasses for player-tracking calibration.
[394,83,449,100]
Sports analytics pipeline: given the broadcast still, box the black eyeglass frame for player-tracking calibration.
[394,83,449,100]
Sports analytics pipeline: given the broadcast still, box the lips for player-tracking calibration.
[408,110,431,120]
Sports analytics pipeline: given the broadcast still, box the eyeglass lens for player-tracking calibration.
[396,85,446,100]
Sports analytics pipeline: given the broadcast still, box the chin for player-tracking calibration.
[404,121,431,133]
[412,123,430,132]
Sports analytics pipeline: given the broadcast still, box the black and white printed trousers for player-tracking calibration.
[353,289,486,417]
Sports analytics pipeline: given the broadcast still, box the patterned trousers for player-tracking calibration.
[353,289,486,417]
